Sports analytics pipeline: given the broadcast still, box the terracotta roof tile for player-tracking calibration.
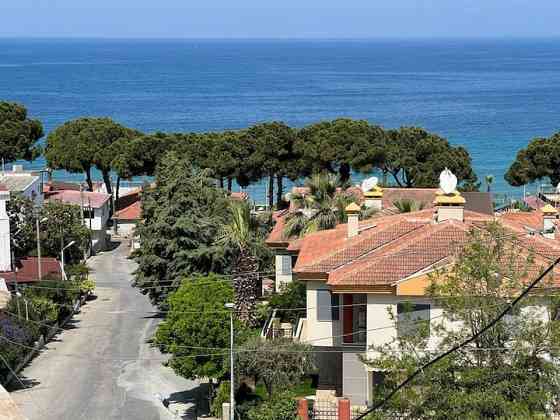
[0,257,62,284]
[47,190,111,209]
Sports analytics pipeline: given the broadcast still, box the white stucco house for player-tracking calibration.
[265,181,559,406]
[46,189,111,252]
[0,164,43,206]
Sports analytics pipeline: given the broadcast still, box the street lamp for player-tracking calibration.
[61,240,76,280]
[225,302,235,420]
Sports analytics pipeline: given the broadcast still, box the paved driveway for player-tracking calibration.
[10,241,199,420]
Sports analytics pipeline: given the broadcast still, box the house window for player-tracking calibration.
[280,255,292,276]
[317,289,334,321]
[397,302,430,338]
[331,293,340,321]
[83,208,95,219]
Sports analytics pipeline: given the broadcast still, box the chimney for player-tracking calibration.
[434,192,465,223]
[0,186,11,272]
[541,204,558,239]
[345,202,361,238]
[364,186,384,211]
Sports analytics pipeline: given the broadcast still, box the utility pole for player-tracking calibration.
[225,303,235,420]
[36,217,42,280]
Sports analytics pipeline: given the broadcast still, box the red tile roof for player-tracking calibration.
[290,208,560,289]
[114,201,142,221]
[46,190,111,209]
[266,187,493,247]
[230,192,249,201]
[0,257,62,284]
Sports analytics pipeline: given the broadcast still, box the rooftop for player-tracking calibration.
[290,208,560,290]
[46,190,111,209]
[266,187,493,247]
[0,172,39,193]
[0,257,62,284]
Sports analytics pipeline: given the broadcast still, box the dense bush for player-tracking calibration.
[267,281,306,324]
[210,380,231,418]
[244,392,298,420]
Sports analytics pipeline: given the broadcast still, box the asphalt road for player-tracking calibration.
[10,241,198,420]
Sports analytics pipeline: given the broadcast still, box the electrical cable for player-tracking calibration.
[354,255,560,419]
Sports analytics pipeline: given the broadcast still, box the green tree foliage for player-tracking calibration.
[45,117,139,193]
[0,101,43,163]
[245,392,298,420]
[154,275,247,381]
[40,201,91,264]
[236,337,316,398]
[392,198,425,213]
[244,122,298,207]
[216,202,263,326]
[133,152,231,304]
[505,133,560,186]
[362,223,560,419]
[295,118,376,183]
[379,127,479,189]
[283,172,358,238]
[268,281,306,324]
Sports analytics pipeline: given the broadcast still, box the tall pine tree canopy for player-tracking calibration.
[505,132,560,187]
[0,101,43,163]
[133,152,231,304]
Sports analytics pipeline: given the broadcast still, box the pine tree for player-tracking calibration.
[133,152,230,304]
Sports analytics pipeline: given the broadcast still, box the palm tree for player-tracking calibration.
[485,175,494,192]
[216,201,259,326]
[392,198,425,213]
[283,173,357,238]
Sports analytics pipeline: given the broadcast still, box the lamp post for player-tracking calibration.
[61,240,76,280]
[225,302,235,420]
[36,217,48,280]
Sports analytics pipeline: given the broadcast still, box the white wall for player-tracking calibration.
[275,254,293,291]
[83,202,110,231]
[302,280,341,346]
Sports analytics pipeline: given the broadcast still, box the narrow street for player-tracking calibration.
[9,241,199,420]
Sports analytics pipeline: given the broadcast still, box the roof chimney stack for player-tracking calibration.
[345,203,361,239]
[364,185,384,211]
[434,169,465,222]
[541,204,558,239]
[0,186,11,272]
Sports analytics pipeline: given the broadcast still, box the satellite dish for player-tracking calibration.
[361,177,379,193]
[439,168,457,195]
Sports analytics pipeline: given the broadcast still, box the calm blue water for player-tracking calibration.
[2,38,560,198]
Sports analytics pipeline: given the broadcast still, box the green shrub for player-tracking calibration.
[245,392,298,420]
[211,381,231,418]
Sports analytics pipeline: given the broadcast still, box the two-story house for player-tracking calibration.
[46,189,111,252]
[266,177,559,406]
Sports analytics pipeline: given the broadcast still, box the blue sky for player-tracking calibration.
[3,0,560,38]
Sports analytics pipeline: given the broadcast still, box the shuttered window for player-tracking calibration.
[317,289,332,321]
[280,256,292,275]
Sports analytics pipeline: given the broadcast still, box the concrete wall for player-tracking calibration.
[21,177,43,206]
[342,352,369,406]
[303,281,341,346]
[84,203,110,231]
[275,253,293,291]
[115,222,136,238]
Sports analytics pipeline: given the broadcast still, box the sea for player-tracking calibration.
[1,37,560,201]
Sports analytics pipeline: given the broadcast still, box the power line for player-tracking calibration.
[355,254,560,419]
